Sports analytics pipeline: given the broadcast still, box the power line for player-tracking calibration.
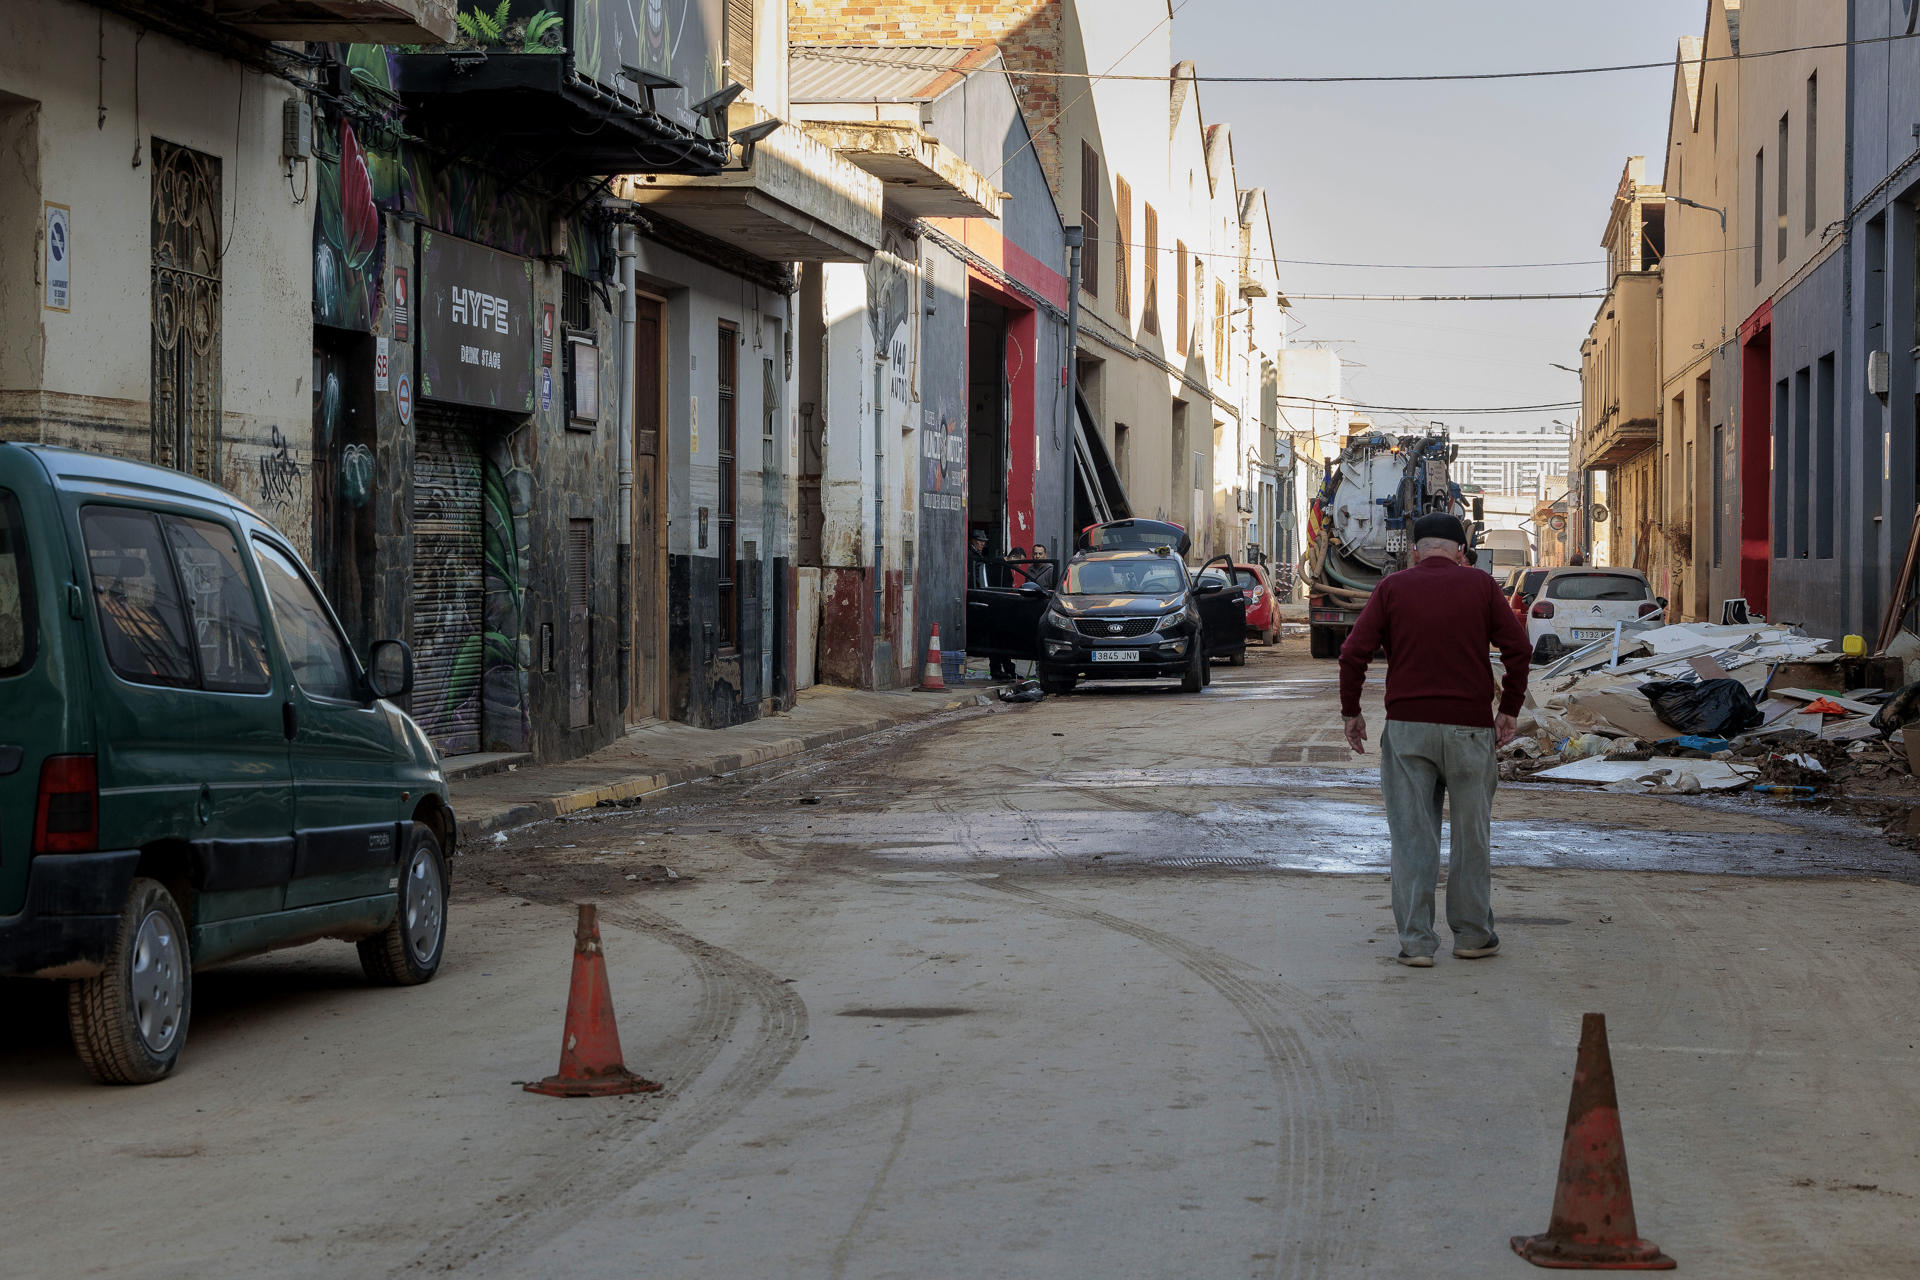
[1284,292,1603,302]
[802,30,1914,87]
[1276,394,1579,415]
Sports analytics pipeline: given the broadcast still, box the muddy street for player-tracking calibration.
[6,644,1919,1279]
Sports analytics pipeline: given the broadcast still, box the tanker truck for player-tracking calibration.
[1302,426,1479,659]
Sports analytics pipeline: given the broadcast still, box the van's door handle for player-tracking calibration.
[282,701,299,740]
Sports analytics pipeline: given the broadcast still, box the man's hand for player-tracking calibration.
[1494,713,1518,747]
[1343,714,1367,755]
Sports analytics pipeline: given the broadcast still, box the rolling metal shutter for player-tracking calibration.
[410,414,485,756]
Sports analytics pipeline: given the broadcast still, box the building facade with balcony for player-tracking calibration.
[1578,158,1664,577]
[789,0,1290,588]
[785,44,1035,691]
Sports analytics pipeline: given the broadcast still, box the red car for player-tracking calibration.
[1233,562,1281,647]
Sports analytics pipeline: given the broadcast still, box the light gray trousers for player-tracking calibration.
[1379,719,1499,957]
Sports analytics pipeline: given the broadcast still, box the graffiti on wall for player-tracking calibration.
[481,428,535,752]
[257,425,303,511]
[313,112,384,331]
[866,239,914,432]
[313,43,610,337]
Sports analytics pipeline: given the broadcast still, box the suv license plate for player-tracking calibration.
[1571,628,1612,640]
[1092,649,1135,662]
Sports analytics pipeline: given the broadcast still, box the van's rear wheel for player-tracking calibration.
[68,878,192,1085]
[359,823,447,986]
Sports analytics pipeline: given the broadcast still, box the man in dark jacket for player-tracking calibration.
[1338,513,1532,968]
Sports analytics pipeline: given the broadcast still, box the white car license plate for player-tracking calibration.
[1092,649,1136,662]
[1570,628,1612,640]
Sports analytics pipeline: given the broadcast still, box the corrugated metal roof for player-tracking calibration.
[790,45,990,103]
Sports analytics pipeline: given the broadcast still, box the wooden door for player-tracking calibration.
[629,295,665,723]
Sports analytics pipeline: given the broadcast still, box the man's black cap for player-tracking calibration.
[1412,513,1469,546]
[969,528,987,543]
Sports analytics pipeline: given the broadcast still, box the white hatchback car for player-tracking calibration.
[1525,567,1664,658]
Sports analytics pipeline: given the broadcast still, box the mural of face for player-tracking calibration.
[644,0,668,70]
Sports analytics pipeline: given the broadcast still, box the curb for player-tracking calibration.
[458,693,985,844]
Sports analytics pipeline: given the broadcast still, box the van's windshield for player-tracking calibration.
[0,490,32,676]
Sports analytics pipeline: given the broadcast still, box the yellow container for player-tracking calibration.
[1841,634,1866,657]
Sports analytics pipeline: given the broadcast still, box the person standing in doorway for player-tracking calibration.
[970,528,1017,681]
[1338,513,1532,967]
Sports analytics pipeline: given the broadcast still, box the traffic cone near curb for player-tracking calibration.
[918,623,946,691]
[1511,1012,1675,1270]
[524,904,664,1098]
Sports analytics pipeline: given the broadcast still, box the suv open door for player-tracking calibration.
[965,560,1057,664]
[1192,556,1248,665]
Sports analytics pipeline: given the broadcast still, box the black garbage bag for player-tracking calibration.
[1637,678,1764,737]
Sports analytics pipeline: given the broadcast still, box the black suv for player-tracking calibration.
[966,520,1245,694]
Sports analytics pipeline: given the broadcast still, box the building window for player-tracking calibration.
[1712,423,1724,566]
[716,323,738,650]
[1776,114,1789,262]
[1080,141,1099,297]
[1753,147,1765,285]
[1213,280,1227,376]
[1193,260,1206,362]
[1114,175,1132,322]
[1805,74,1817,235]
[1815,354,1835,559]
[1175,241,1188,354]
[1142,203,1159,336]
[150,139,223,480]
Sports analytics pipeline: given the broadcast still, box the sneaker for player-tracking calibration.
[1396,952,1435,968]
[1453,940,1501,959]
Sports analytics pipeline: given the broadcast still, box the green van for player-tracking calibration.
[0,444,454,1083]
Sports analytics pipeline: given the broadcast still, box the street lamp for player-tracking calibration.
[1549,363,1580,375]
[1662,195,1726,232]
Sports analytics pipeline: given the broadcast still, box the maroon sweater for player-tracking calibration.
[1337,556,1532,727]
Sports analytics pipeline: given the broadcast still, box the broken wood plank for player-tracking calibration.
[1688,653,1733,681]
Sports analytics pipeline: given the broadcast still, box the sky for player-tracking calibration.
[1169,0,1691,449]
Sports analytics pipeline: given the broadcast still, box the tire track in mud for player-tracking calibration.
[404,902,807,1278]
[978,877,1390,1280]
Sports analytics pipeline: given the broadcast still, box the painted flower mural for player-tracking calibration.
[339,120,380,271]
[313,113,386,331]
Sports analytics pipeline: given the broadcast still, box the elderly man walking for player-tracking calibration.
[1339,513,1532,967]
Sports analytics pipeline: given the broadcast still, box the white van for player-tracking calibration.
[1477,528,1532,578]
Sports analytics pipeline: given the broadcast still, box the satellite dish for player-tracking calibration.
[1591,503,1610,524]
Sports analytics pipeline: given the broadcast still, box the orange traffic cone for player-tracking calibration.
[1512,1013,1675,1269]
[524,904,663,1098]
[918,623,947,691]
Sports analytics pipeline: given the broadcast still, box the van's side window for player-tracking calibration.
[253,539,356,701]
[81,508,198,688]
[0,490,34,676]
[161,517,273,694]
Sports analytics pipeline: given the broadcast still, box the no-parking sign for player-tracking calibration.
[396,372,413,426]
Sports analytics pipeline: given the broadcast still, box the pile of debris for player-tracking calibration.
[1499,621,1920,798]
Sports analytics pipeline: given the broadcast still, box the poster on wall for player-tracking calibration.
[43,203,70,311]
[419,230,535,413]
